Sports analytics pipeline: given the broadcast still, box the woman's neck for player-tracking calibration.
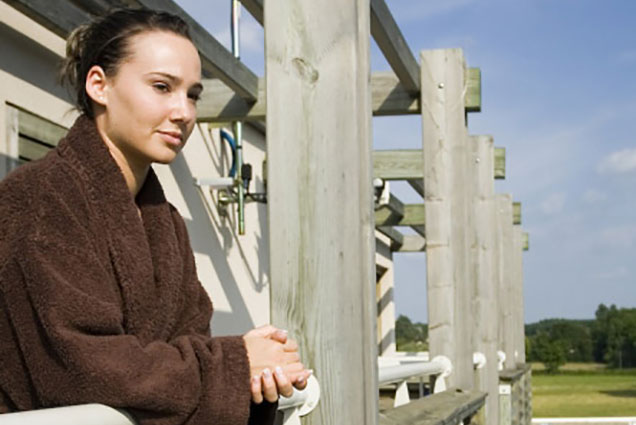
[94,116,149,197]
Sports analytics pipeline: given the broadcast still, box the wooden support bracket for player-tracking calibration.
[373,149,423,180]
[465,67,481,112]
[494,147,506,180]
[376,204,425,227]
[513,202,522,225]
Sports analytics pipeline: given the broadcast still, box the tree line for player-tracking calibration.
[395,304,636,373]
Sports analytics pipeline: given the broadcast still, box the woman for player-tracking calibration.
[0,8,309,425]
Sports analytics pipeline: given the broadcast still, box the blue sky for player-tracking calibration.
[176,0,636,323]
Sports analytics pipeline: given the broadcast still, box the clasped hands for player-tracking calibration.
[243,325,312,404]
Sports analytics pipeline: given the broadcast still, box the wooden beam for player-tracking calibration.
[371,72,419,116]
[421,48,473,390]
[375,193,404,218]
[198,72,419,122]
[3,0,91,38]
[393,235,426,253]
[373,149,423,180]
[265,0,378,422]
[494,147,506,180]
[465,67,481,112]
[513,225,526,364]
[240,0,263,25]
[369,0,420,93]
[522,232,529,251]
[135,0,259,100]
[467,134,498,425]
[407,178,424,198]
[17,109,67,147]
[375,204,425,227]
[513,202,522,225]
[378,226,404,248]
[198,78,265,122]
[496,194,516,370]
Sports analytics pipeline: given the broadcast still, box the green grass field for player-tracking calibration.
[532,365,636,417]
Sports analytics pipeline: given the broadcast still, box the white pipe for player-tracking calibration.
[532,419,636,425]
[278,375,320,416]
[473,351,487,369]
[378,355,451,385]
[194,177,235,189]
[497,350,506,371]
[0,404,136,425]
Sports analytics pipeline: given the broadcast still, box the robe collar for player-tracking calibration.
[56,115,184,341]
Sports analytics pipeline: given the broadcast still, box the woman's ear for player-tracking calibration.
[85,65,108,107]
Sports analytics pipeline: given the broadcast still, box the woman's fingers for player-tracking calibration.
[251,375,263,404]
[293,369,313,390]
[274,366,294,398]
[262,368,279,403]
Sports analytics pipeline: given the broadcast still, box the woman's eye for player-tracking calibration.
[153,82,170,93]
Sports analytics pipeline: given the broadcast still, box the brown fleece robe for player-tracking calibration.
[0,116,276,424]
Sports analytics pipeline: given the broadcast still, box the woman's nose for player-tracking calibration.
[170,93,195,123]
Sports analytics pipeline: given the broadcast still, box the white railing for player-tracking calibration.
[378,354,452,408]
[0,376,320,425]
[532,418,636,425]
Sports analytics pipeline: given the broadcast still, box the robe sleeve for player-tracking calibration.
[3,187,253,425]
[168,207,279,425]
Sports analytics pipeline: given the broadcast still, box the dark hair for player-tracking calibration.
[59,8,192,118]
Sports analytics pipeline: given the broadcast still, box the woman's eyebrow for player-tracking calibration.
[147,72,203,91]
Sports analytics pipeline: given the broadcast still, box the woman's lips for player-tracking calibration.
[158,130,183,146]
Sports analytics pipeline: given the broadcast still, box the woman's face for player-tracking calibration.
[98,30,202,167]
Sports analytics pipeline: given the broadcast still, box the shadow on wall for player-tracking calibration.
[0,22,71,103]
[169,151,269,336]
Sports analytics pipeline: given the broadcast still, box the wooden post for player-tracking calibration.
[495,194,516,370]
[468,135,499,425]
[513,225,526,365]
[376,235,397,355]
[421,48,473,390]
[264,2,379,424]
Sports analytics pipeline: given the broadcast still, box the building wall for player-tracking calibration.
[0,2,270,336]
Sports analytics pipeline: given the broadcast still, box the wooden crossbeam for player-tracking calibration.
[373,149,423,180]
[465,67,481,112]
[377,226,404,250]
[407,178,424,198]
[4,0,92,38]
[375,193,404,219]
[513,202,522,225]
[369,0,420,93]
[494,147,506,180]
[394,235,426,252]
[522,232,529,251]
[197,67,482,122]
[241,0,263,25]
[375,204,425,227]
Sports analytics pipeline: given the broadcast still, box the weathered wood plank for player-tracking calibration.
[421,48,473,390]
[496,194,516,370]
[198,72,419,122]
[379,388,486,425]
[378,226,405,248]
[369,0,420,93]
[376,235,397,355]
[374,149,423,180]
[17,109,66,146]
[135,0,259,100]
[265,1,378,423]
[240,0,263,24]
[393,234,426,252]
[465,67,481,112]
[18,136,51,161]
[495,147,506,180]
[3,0,91,38]
[468,134,499,425]
[376,193,405,218]
[375,204,425,227]
[522,232,529,251]
[513,202,522,225]
[513,225,526,365]
[371,72,419,116]
[407,178,424,198]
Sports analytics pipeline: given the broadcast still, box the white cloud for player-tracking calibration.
[540,192,565,215]
[582,189,606,204]
[598,148,636,174]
